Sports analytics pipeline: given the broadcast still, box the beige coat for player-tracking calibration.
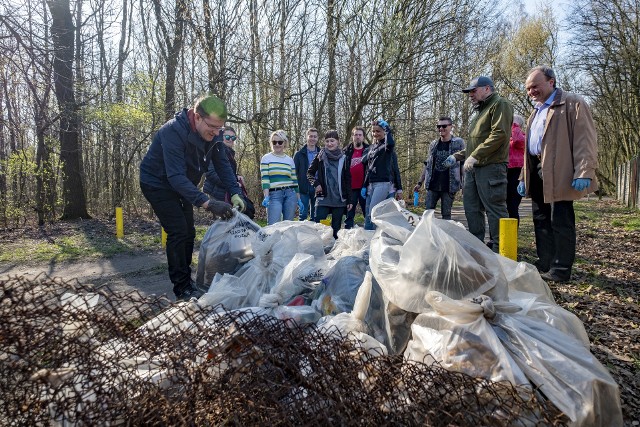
[523,88,599,203]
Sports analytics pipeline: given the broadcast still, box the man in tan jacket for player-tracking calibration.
[518,66,598,282]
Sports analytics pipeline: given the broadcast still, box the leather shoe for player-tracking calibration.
[540,272,570,283]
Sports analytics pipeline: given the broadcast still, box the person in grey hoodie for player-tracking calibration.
[307,130,352,239]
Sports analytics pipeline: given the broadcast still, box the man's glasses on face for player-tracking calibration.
[436,124,451,129]
[272,140,284,145]
[224,135,237,141]
[198,114,223,130]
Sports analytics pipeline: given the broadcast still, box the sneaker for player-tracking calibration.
[175,286,204,301]
[486,240,495,250]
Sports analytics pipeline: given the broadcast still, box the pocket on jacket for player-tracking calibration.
[488,177,507,204]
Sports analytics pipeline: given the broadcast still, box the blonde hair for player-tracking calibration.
[270,129,288,151]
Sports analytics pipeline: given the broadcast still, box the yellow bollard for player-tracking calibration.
[161,227,167,248]
[115,207,124,238]
[499,218,518,260]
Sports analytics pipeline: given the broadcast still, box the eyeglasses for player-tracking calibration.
[198,113,224,130]
[272,140,285,145]
[224,135,237,141]
[436,124,451,129]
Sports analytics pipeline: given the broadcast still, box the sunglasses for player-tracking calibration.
[436,124,451,129]
[224,135,237,141]
[272,140,285,145]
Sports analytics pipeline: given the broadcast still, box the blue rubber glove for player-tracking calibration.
[443,155,456,168]
[261,195,270,207]
[572,178,591,192]
[297,199,304,212]
[517,181,526,197]
[361,187,367,198]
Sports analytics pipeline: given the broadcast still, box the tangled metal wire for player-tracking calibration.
[0,275,566,426]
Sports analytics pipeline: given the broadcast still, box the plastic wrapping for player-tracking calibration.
[369,199,508,313]
[195,212,260,292]
[405,291,622,427]
[259,253,328,307]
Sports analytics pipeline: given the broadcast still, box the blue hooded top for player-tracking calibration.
[139,109,241,207]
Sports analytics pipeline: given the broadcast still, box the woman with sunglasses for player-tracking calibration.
[260,130,304,225]
[204,126,255,219]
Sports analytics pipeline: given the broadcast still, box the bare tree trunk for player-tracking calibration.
[47,0,90,220]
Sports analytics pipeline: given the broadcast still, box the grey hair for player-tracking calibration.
[528,65,557,88]
[513,114,525,128]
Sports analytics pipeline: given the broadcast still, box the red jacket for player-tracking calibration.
[508,123,525,168]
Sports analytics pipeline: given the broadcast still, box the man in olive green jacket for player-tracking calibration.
[455,76,514,252]
[518,66,598,282]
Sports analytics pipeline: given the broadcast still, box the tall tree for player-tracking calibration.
[47,0,90,219]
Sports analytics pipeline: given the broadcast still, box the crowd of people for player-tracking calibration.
[140,65,598,300]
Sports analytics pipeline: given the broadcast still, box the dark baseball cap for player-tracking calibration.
[462,76,494,93]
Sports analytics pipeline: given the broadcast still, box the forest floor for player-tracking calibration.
[0,198,638,424]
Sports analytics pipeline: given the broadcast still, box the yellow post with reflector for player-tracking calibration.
[499,218,518,260]
[115,207,124,238]
[161,227,167,248]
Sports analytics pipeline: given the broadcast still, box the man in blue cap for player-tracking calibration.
[140,94,245,301]
[453,76,513,252]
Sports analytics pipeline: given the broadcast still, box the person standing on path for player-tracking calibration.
[294,128,321,221]
[307,130,352,239]
[139,95,245,301]
[455,76,513,252]
[343,126,369,228]
[261,130,305,225]
[518,66,598,282]
[413,116,465,220]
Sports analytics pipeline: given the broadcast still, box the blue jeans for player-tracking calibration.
[345,188,366,229]
[426,190,456,220]
[315,206,346,239]
[299,192,317,221]
[364,181,392,230]
[267,187,298,225]
[140,183,195,296]
[462,163,508,252]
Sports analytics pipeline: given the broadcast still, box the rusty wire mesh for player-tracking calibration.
[0,275,567,426]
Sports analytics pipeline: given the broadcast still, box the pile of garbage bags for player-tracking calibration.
[192,198,622,427]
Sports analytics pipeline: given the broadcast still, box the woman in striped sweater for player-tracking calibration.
[260,130,304,225]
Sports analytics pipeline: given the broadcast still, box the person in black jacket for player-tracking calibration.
[139,95,244,301]
[294,128,321,221]
[362,118,395,230]
[307,130,352,239]
[203,126,255,218]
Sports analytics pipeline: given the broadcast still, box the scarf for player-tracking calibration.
[321,147,344,162]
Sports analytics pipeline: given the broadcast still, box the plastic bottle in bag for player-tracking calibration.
[413,191,419,206]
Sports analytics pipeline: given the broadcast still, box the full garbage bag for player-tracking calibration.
[406,291,622,427]
[369,199,508,314]
[195,211,260,293]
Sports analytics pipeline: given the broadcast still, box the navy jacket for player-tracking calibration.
[294,145,320,195]
[139,109,240,207]
[203,145,238,201]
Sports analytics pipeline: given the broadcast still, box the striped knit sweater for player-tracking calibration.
[260,152,299,191]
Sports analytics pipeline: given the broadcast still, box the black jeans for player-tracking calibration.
[140,183,196,295]
[529,155,576,279]
[506,167,523,222]
[344,189,366,229]
[315,205,346,239]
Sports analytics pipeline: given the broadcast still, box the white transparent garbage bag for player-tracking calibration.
[369,199,508,313]
[195,211,260,293]
[259,253,329,307]
[406,291,622,427]
[498,256,590,346]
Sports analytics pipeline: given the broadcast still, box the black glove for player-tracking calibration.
[205,199,233,220]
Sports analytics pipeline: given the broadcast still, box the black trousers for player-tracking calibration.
[345,189,366,229]
[315,205,346,239]
[528,155,576,279]
[506,167,523,222]
[141,183,196,295]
